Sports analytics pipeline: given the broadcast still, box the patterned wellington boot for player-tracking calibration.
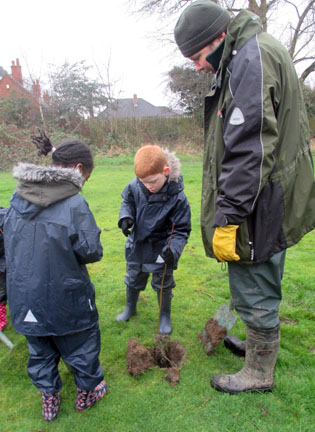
[0,303,8,331]
[41,392,61,421]
[75,380,107,411]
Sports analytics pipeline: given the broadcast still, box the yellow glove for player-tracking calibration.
[212,225,240,262]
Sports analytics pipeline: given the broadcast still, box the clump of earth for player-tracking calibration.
[198,318,227,355]
[126,336,186,386]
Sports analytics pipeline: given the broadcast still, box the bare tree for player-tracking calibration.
[127,0,315,82]
[284,0,315,82]
[93,54,123,133]
[128,0,193,16]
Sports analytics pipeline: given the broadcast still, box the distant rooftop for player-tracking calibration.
[99,94,178,119]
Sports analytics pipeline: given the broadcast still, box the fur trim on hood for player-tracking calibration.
[13,162,83,188]
[163,148,181,182]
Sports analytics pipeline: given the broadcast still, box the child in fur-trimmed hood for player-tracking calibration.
[0,208,8,332]
[3,129,106,421]
[116,145,191,335]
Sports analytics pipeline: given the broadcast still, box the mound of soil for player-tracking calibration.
[198,318,227,355]
[126,336,186,386]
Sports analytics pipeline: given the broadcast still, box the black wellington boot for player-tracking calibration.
[115,287,140,322]
[157,289,173,335]
[224,335,246,357]
[211,325,280,394]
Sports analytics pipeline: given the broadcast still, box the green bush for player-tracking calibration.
[0,93,41,127]
[87,116,203,153]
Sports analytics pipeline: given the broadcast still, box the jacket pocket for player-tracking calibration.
[247,180,286,263]
[63,278,95,314]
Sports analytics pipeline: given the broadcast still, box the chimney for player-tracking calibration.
[133,94,138,107]
[32,80,41,101]
[11,58,23,85]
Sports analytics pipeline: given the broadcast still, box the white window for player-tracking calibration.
[6,84,10,89]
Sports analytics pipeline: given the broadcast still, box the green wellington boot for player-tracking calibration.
[211,325,280,394]
[115,287,140,322]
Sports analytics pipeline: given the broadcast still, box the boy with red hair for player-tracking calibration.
[116,145,191,334]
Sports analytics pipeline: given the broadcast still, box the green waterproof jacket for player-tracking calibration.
[201,10,315,264]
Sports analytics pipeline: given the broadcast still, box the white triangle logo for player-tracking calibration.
[156,254,165,263]
[230,107,245,125]
[24,310,38,323]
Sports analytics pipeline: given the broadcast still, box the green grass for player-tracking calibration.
[0,155,314,432]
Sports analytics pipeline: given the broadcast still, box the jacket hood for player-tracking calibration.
[225,10,262,54]
[13,162,83,187]
[12,163,82,212]
[163,148,181,183]
[216,10,262,85]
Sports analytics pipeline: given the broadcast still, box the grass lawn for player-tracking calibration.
[0,153,314,432]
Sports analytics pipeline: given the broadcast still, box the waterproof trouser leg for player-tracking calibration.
[115,287,140,322]
[157,289,173,335]
[224,250,285,358]
[211,324,280,394]
[26,324,104,393]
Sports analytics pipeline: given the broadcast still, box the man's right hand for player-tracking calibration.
[212,225,240,262]
[120,218,134,237]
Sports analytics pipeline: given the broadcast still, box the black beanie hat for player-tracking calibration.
[174,0,231,57]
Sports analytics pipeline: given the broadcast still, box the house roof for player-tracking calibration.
[99,96,177,119]
[0,74,39,104]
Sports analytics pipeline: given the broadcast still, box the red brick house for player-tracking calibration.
[0,58,43,106]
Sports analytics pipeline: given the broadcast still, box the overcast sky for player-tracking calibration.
[1,0,183,107]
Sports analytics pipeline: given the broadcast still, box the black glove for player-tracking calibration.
[161,247,174,266]
[120,218,133,237]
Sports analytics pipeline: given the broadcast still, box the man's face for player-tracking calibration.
[188,34,225,74]
[139,166,170,194]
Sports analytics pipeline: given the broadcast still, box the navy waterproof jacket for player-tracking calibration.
[3,163,103,336]
[118,149,191,269]
[0,207,6,272]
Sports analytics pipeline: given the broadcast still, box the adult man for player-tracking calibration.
[174,0,315,394]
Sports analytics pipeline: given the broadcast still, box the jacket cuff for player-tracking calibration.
[212,211,229,227]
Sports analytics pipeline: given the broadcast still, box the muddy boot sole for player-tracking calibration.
[210,375,274,394]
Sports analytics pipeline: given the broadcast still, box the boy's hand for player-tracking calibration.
[161,247,174,266]
[120,218,133,237]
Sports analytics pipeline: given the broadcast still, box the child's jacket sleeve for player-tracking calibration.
[69,199,103,264]
[118,182,136,226]
[0,208,8,272]
[166,195,191,263]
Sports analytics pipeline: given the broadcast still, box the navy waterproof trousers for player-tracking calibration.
[25,323,104,394]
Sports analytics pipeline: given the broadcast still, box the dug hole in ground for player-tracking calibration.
[126,335,187,386]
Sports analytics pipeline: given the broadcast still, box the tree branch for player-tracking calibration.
[299,60,315,83]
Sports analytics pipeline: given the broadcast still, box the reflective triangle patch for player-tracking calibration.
[230,107,245,125]
[156,254,165,263]
[24,310,38,323]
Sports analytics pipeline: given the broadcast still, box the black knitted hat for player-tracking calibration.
[174,0,231,57]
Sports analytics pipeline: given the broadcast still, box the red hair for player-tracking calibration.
[134,145,167,178]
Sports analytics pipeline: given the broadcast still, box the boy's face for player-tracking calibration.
[139,166,170,194]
